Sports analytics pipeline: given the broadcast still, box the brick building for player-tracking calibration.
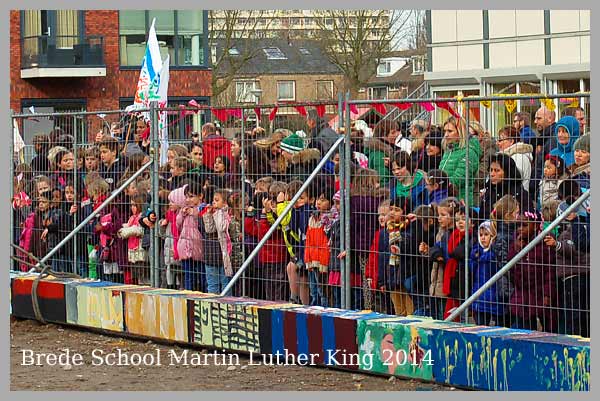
[10,10,212,143]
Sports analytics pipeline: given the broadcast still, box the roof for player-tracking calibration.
[213,39,344,76]
[365,60,424,87]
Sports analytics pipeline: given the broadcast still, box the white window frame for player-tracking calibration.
[368,86,388,100]
[316,80,334,100]
[377,61,391,76]
[235,80,260,103]
[277,81,296,101]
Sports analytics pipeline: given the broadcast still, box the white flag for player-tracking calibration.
[133,18,163,110]
[157,55,170,166]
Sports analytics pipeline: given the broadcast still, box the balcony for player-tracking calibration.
[21,35,106,79]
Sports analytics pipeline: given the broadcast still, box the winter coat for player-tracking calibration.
[531,122,557,196]
[202,134,232,171]
[290,204,313,262]
[170,185,203,261]
[328,218,342,274]
[118,213,147,263]
[439,136,481,205]
[99,158,126,190]
[31,148,50,176]
[158,218,180,267]
[538,177,564,210]
[202,208,233,276]
[18,212,46,271]
[45,207,66,256]
[518,125,537,145]
[550,116,580,168]
[304,212,332,273]
[350,195,382,271]
[420,153,442,173]
[501,142,534,190]
[363,138,394,186]
[228,217,243,270]
[365,228,387,289]
[389,169,428,208]
[429,229,450,297]
[554,219,590,278]
[284,148,322,183]
[571,163,590,191]
[96,203,127,267]
[493,221,516,268]
[429,188,449,205]
[474,136,498,204]
[508,239,556,321]
[310,121,339,158]
[470,243,504,315]
[244,213,287,264]
[479,180,531,222]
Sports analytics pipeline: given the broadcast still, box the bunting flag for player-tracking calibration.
[341,102,359,115]
[370,103,387,115]
[420,102,435,112]
[569,98,580,108]
[392,102,412,110]
[188,99,200,109]
[269,107,278,121]
[481,100,492,109]
[294,105,307,117]
[541,98,556,111]
[133,18,163,110]
[211,108,228,122]
[254,107,262,121]
[504,99,517,114]
[435,101,461,119]
[226,108,243,119]
[157,55,170,167]
[315,104,326,118]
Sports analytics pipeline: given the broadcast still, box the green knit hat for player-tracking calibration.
[573,134,590,153]
[280,133,305,154]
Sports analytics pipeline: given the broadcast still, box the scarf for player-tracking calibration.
[442,228,467,296]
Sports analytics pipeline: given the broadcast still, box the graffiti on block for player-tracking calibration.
[193,300,260,352]
[125,292,187,342]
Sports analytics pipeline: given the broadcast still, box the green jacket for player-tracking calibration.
[439,136,481,205]
[363,138,394,186]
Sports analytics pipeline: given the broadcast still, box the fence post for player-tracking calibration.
[343,93,352,309]
[150,102,160,288]
[9,110,15,272]
[464,104,471,322]
[240,108,246,297]
[338,93,346,309]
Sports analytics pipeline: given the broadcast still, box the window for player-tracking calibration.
[277,81,296,101]
[299,47,311,55]
[228,47,240,56]
[368,86,388,100]
[235,80,260,103]
[263,47,287,60]
[377,61,391,76]
[412,56,425,74]
[119,10,207,67]
[316,80,334,100]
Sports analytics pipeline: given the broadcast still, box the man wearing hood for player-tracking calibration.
[497,125,534,190]
[306,109,338,157]
[550,115,580,168]
[201,122,232,170]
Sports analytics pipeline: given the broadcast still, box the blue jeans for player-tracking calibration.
[309,270,328,307]
[77,255,88,278]
[205,264,230,295]
[403,275,428,316]
[182,259,204,291]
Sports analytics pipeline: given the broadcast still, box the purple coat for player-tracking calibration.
[350,195,382,273]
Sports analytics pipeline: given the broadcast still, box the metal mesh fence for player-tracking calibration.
[10,93,590,337]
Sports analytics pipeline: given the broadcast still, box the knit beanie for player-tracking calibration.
[280,133,305,154]
[573,134,590,153]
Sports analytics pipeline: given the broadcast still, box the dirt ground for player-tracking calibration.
[10,318,450,391]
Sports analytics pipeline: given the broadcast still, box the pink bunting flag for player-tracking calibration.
[420,102,435,112]
[226,108,243,119]
[315,104,326,118]
[435,101,461,119]
[269,107,278,121]
[188,99,200,108]
[254,107,262,121]
[341,102,359,115]
[294,105,308,117]
[371,103,387,115]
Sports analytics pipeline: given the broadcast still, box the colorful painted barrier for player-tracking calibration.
[9,273,590,391]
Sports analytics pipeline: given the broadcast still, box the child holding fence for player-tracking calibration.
[117,194,148,284]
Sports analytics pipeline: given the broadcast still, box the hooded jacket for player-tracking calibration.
[284,148,322,182]
[571,163,590,191]
[171,186,204,261]
[550,116,580,167]
[311,119,339,157]
[501,142,534,189]
[439,136,481,205]
[202,134,232,171]
[470,221,504,315]
[518,125,537,145]
[363,138,394,186]
[389,169,428,208]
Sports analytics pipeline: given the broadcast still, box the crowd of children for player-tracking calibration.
[11,106,591,337]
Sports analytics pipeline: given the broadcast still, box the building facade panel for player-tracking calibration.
[515,10,544,36]
[431,10,457,43]
[431,46,458,72]
[550,10,581,33]
[488,41,516,69]
[456,10,483,41]
[551,36,583,65]
[457,44,483,70]
[516,39,545,67]
[488,10,516,39]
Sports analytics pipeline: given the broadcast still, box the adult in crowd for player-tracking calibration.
[479,153,532,220]
[306,109,338,157]
[363,120,398,186]
[408,118,428,166]
[570,134,590,191]
[496,125,533,190]
[31,133,51,176]
[438,116,481,205]
[531,106,557,196]
[563,106,587,135]
[280,133,322,183]
[255,131,286,179]
[512,111,537,145]
[550,115,580,168]
[421,125,444,172]
[201,122,232,170]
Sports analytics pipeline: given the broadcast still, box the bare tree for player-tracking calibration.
[313,10,415,96]
[404,10,428,51]
[209,11,272,100]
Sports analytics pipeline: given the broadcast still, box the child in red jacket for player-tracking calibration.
[364,199,391,313]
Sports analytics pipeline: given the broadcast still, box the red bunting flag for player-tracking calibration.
[226,108,243,119]
[294,105,307,117]
[371,103,387,115]
[211,108,228,122]
[341,102,360,115]
[188,99,200,108]
[420,102,435,112]
[392,102,412,111]
[435,101,461,119]
[315,104,326,118]
[269,107,278,121]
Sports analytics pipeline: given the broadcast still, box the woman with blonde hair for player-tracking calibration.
[439,116,481,205]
